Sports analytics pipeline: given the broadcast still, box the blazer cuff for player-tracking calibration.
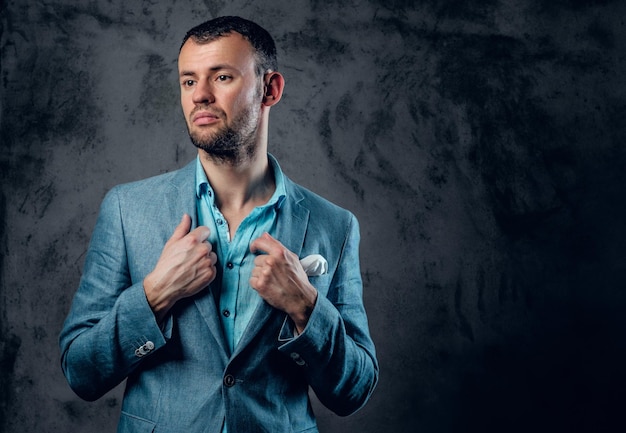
[277,294,339,357]
[277,315,298,343]
[118,282,170,358]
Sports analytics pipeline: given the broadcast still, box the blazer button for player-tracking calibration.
[135,341,155,358]
[223,374,236,387]
[290,352,306,366]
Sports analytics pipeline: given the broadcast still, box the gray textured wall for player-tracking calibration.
[2,1,626,432]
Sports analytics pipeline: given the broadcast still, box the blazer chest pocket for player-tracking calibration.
[118,411,156,433]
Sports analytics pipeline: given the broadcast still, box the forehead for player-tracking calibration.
[178,33,256,73]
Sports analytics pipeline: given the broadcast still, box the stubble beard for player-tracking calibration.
[188,104,261,166]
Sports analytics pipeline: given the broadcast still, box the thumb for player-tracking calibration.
[169,214,192,242]
[249,232,275,255]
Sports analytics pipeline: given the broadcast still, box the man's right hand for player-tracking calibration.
[143,214,218,322]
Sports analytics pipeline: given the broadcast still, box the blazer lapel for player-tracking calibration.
[164,162,197,229]
[274,181,309,257]
[232,180,310,358]
[168,160,230,357]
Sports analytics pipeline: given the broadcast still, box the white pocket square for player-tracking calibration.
[300,254,328,276]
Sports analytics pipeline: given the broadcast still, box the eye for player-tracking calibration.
[182,79,196,87]
[216,75,231,82]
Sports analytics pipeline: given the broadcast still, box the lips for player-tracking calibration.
[192,111,220,125]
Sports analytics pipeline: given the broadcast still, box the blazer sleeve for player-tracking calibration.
[277,213,379,416]
[58,187,169,401]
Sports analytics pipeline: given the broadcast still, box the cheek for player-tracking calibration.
[232,85,262,111]
[181,95,194,117]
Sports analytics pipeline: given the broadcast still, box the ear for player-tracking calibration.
[262,71,285,107]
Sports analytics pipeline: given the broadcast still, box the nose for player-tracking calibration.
[192,80,215,104]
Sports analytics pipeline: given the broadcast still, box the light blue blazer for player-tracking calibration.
[59,159,378,433]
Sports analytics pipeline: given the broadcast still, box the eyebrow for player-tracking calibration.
[179,65,237,77]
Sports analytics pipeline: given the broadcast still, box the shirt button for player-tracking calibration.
[222,309,230,317]
[226,262,234,269]
[223,374,236,387]
[216,218,224,225]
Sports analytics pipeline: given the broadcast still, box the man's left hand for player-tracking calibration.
[249,233,318,334]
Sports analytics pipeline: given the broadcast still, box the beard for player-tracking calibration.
[187,103,260,165]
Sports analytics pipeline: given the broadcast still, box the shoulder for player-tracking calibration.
[108,160,195,198]
[284,176,357,225]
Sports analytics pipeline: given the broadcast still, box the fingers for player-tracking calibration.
[250,232,281,255]
[247,234,317,331]
[188,225,211,244]
[249,233,295,289]
[144,216,218,323]
[168,214,192,243]
[167,214,211,247]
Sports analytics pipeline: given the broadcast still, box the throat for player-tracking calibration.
[219,209,247,242]
[215,181,276,241]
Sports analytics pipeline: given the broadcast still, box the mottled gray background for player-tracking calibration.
[1,0,626,432]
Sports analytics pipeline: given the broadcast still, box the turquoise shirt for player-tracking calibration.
[195,155,286,356]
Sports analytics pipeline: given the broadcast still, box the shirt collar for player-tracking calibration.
[195,154,286,208]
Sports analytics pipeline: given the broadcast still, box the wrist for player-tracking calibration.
[290,290,318,334]
[143,273,176,323]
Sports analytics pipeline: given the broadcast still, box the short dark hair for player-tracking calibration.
[180,16,278,76]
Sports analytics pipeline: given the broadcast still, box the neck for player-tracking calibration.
[198,148,275,212]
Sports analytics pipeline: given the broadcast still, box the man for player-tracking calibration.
[59,16,378,432]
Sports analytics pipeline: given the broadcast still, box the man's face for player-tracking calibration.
[178,33,263,163]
